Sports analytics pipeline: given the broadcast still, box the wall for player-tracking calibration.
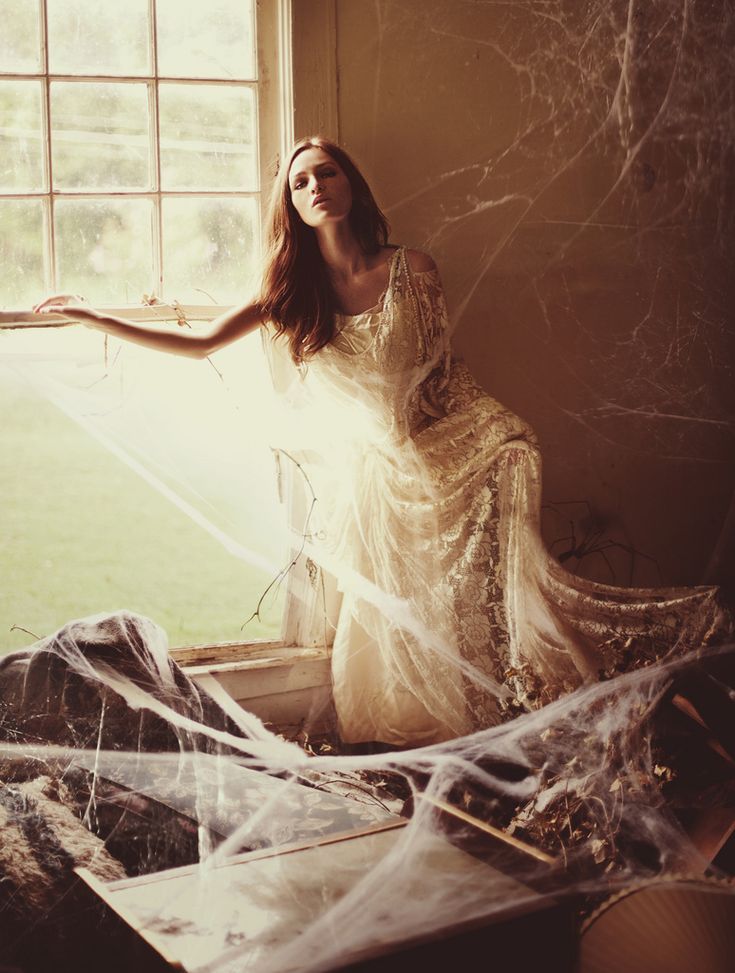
[327,0,734,590]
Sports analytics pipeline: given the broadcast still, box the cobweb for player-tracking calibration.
[2,2,735,970]
[378,0,734,467]
[0,604,732,973]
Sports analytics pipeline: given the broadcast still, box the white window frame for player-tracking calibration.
[0,0,285,317]
[1,0,342,671]
[173,0,343,668]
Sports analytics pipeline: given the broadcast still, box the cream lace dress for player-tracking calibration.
[263,246,730,747]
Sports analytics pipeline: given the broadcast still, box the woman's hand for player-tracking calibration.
[33,293,100,324]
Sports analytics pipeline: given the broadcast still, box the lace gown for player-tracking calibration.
[264,246,730,747]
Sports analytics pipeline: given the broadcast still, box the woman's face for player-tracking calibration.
[288,147,353,229]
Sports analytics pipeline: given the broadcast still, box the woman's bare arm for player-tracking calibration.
[32,296,267,359]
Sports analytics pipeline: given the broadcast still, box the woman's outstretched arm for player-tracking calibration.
[32,296,267,359]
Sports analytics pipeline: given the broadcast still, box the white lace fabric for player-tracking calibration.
[262,247,731,746]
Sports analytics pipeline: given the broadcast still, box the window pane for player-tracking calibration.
[156,0,255,80]
[47,0,151,76]
[0,79,45,191]
[51,81,151,191]
[0,0,42,74]
[159,83,256,190]
[0,198,46,308]
[162,196,258,304]
[55,198,154,304]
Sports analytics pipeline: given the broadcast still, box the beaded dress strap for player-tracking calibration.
[398,246,427,363]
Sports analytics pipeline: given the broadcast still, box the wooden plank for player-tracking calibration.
[79,825,542,973]
[186,651,330,691]
[171,639,298,667]
[89,819,409,892]
[182,642,334,732]
[75,867,186,971]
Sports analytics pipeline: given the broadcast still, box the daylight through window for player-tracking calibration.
[0,0,288,655]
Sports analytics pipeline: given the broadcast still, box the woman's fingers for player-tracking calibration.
[33,300,99,324]
[33,294,68,312]
[33,293,87,312]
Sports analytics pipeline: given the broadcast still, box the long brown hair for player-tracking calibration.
[258,137,390,363]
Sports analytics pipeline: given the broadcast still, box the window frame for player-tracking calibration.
[0,0,284,311]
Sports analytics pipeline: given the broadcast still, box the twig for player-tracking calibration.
[310,777,393,812]
[241,449,319,629]
[422,794,557,864]
[9,625,41,641]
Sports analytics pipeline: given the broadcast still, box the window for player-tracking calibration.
[0,0,292,657]
[0,0,284,308]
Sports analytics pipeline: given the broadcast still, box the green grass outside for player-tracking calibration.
[1,370,283,655]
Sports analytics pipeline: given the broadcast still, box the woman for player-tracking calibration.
[36,137,731,748]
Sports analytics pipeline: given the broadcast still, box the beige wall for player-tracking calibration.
[320,0,735,590]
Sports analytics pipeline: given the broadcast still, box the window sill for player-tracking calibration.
[0,305,228,328]
[178,643,335,735]
[171,639,292,668]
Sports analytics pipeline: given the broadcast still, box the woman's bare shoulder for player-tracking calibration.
[404,248,438,274]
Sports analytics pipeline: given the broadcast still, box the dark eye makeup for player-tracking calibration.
[291,167,338,191]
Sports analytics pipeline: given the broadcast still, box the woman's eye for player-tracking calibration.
[292,168,336,192]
